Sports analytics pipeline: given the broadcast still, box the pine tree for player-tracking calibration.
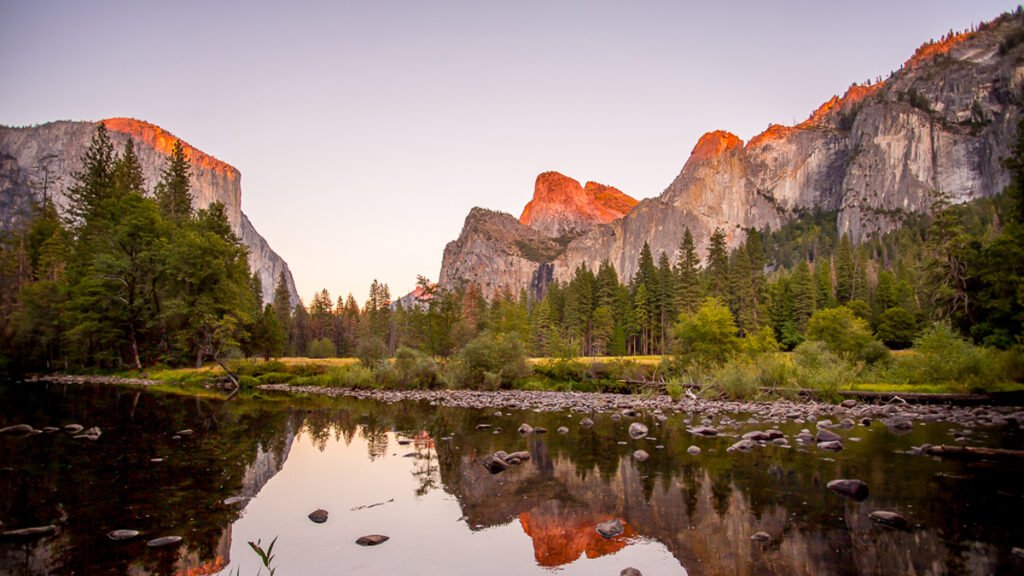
[272,271,292,339]
[113,139,145,196]
[705,228,730,297]
[674,228,701,314]
[813,258,836,309]
[835,233,855,304]
[792,260,817,333]
[65,123,115,228]
[154,140,194,223]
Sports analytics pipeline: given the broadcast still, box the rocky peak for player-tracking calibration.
[687,130,743,164]
[102,117,238,178]
[519,171,637,237]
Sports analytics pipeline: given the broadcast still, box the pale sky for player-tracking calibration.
[0,0,1014,304]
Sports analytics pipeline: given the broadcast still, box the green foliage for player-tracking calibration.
[247,535,278,576]
[391,346,442,389]
[708,359,759,399]
[673,297,740,369]
[447,331,530,390]
[306,337,336,358]
[356,337,388,367]
[806,306,878,359]
[876,307,918,348]
[884,322,1003,390]
[792,340,857,396]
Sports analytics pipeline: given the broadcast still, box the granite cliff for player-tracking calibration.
[0,118,298,305]
[519,171,638,237]
[440,11,1024,298]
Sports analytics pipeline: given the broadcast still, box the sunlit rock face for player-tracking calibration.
[520,172,638,238]
[440,13,1024,295]
[0,118,297,305]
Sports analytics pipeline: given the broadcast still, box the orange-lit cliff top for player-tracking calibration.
[905,30,974,69]
[520,171,637,227]
[584,181,639,214]
[689,130,743,163]
[519,512,636,567]
[746,81,883,148]
[102,117,238,179]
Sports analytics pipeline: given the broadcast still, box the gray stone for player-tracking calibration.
[557,426,569,434]
[482,454,509,474]
[751,531,771,542]
[518,423,534,435]
[687,445,701,456]
[689,426,719,437]
[815,428,842,443]
[579,417,594,428]
[628,422,648,439]
[107,529,140,541]
[596,519,624,539]
[817,440,844,452]
[869,510,909,529]
[64,424,83,433]
[827,479,869,501]
[0,424,33,435]
[146,535,183,547]
[308,509,329,523]
[633,449,649,462]
[728,439,756,453]
[0,525,57,540]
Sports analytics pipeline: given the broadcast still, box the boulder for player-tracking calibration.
[827,479,869,501]
[308,509,329,523]
[869,510,909,529]
[146,535,183,547]
[356,534,389,546]
[596,519,624,538]
[628,422,648,439]
[633,449,649,462]
[482,454,509,474]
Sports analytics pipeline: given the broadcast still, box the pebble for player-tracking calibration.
[518,423,534,435]
[633,449,649,462]
[146,535,183,547]
[107,529,140,541]
[827,479,869,501]
[817,441,844,452]
[0,525,57,540]
[579,417,594,428]
[557,426,569,434]
[687,446,701,455]
[620,569,643,576]
[751,531,771,542]
[308,509,329,523]
[482,454,509,474]
[628,422,649,439]
[868,510,909,529]
[0,424,34,435]
[356,534,389,546]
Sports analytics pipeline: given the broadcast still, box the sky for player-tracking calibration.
[0,0,1015,304]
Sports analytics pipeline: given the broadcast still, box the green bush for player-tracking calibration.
[237,375,259,388]
[357,337,388,368]
[875,307,918,349]
[887,323,1003,390]
[674,297,740,369]
[742,326,781,356]
[446,331,530,390]
[754,352,793,390]
[257,372,295,384]
[709,360,759,399]
[391,347,442,389]
[792,340,856,396]
[306,337,336,359]
[806,306,882,360]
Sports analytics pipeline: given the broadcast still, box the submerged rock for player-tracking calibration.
[687,445,701,456]
[0,424,34,435]
[146,535,183,547]
[518,423,534,435]
[869,510,909,529]
[356,534,389,546]
[633,449,649,462]
[596,519,624,538]
[689,426,718,437]
[64,424,83,433]
[308,509,329,523]
[817,441,844,452]
[482,454,509,474]
[751,531,771,542]
[0,525,57,540]
[728,439,756,453]
[827,479,869,501]
[557,426,569,434]
[628,422,648,439]
[107,529,140,541]
[579,417,594,428]
[815,428,842,443]
[620,569,643,576]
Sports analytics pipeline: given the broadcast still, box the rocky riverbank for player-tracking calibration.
[261,384,1024,431]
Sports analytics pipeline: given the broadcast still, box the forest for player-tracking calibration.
[1,123,1022,395]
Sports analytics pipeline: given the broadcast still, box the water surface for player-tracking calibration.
[1,382,1022,575]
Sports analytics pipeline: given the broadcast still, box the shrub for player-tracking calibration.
[237,375,259,388]
[806,306,880,359]
[306,338,336,359]
[709,360,759,399]
[792,340,857,396]
[447,331,530,390]
[742,326,780,356]
[257,372,295,384]
[674,297,740,369]
[392,347,442,389]
[888,322,1003,390]
[754,352,793,390]
[331,365,375,388]
[357,337,388,368]
[875,307,918,349]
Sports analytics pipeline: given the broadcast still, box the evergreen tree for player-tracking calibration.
[813,258,836,309]
[65,123,115,229]
[674,228,702,314]
[835,233,855,304]
[272,271,292,340]
[792,259,817,333]
[154,140,194,223]
[705,228,730,297]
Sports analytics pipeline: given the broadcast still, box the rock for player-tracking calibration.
[64,424,83,433]
[146,535,183,547]
[751,531,771,542]
[868,510,909,529]
[533,426,547,434]
[728,439,756,453]
[41,427,59,433]
[0,424,34,435]
[633,449,649,462]
[475,423,491,430]
[107,529,140,541]
[689,426,718,437]
[817,441,844,452]
[176,429,193,436]
[621,409,638,418]
[482,454,509,474]
[860,418,872,427]
[308,509,329,523]
[223,496,249,506]
[611,413,622,421]
[835,418,855,430]
[579,417,594,428]
[518,423,534,435]
[841,399,858,408]
[507,451,531,462]
[557,426,569,434]
[355,534,389,546]
[0,525,57,540]
[687,445,701,455]
[397,438,412,445]
[816,428,842,443]
[1013,547,1024,559]
[596,519,624,538]
[620,569,643,576]
[628,422,649,439]
[827,479,870,501]
[886,418,914,432]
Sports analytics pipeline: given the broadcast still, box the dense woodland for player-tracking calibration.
[1,123,1022,391]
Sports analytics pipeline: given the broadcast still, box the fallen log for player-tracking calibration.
[924,444,1024,459]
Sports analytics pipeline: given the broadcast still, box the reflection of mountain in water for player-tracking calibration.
[439,426,1010,576]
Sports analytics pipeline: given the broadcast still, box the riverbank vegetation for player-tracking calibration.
[2,124,1023,400]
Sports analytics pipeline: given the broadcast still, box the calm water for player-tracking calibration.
[1,382,1023,575]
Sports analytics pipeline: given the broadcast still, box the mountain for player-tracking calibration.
[439,11,1024,298]
[0,118,298,305]
[519,171,638,237]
